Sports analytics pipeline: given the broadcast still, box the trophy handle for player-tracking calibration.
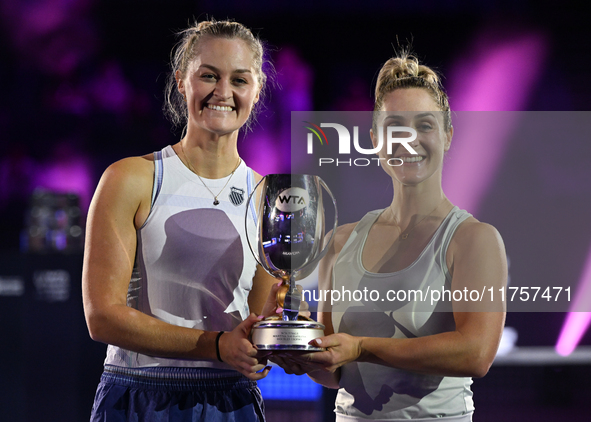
[290,176,338,281]
[245,176,290,279]
[244,176,266,271]
[316,177,339,261]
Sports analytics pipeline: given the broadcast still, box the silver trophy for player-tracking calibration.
[246,174,337,351]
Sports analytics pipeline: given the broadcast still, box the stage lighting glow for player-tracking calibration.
[443,32,547,215]
[556,245,591,356]
[556,312,591,356]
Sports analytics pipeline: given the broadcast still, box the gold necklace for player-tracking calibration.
[179,141,241,206]
[391,199,446,240]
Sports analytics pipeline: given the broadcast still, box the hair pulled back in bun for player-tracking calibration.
[164,19,272,132]
[374,50,451,131]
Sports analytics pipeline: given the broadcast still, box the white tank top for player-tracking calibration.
[332,206,475,419]
[105,145,258,369]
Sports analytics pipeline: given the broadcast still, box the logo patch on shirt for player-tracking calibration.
[229,187,245,206]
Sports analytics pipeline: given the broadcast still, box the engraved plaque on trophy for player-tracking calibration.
[246,174,337,351]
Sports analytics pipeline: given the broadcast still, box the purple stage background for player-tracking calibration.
[0,1,590,421]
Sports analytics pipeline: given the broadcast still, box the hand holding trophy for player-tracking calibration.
[246,174,337,351]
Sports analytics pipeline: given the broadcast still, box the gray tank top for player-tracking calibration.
[104,145,258,369]
[332,206,475,419]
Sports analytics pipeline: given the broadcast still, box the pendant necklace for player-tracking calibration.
[180,141,241,206]
[391,199,446,240]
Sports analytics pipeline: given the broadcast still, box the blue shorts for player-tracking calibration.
[90,366,265,422]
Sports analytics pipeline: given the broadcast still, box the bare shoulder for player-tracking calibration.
[100,155,154,196]
[448,216,507,270]
[103,154,154,181]
[91,154,155,229]
[452,217,505,251]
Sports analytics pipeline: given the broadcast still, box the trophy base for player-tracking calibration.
[251,318,325,351]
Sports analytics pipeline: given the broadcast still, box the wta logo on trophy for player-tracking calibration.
[275,187,309,212]
[303,121,418,167]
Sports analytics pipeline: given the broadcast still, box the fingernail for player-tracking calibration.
[276,307,283,313]
[257,315,265,320]
[277,281,282,286]
[314,338,322,345]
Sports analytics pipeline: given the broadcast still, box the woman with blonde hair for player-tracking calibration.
[83,19,281,421]
[275,52,507,421]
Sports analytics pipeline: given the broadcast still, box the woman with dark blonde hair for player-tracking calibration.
[274,52,507,421]
[83,19,281,421]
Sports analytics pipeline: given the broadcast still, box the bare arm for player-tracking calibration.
[82,157,269,379]
[247,170,285,317]
[306,221,507,378]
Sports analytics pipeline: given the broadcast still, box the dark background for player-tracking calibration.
[0,1,590,421]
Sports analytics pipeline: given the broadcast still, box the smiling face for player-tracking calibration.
[176,36,261,137]
[372,88,452,187]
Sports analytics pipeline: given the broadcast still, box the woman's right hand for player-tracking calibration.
[218,314,272,380]
[269,351,325,376]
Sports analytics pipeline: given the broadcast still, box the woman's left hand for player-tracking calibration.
[307,333,362,372]
[274,333,362,373]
